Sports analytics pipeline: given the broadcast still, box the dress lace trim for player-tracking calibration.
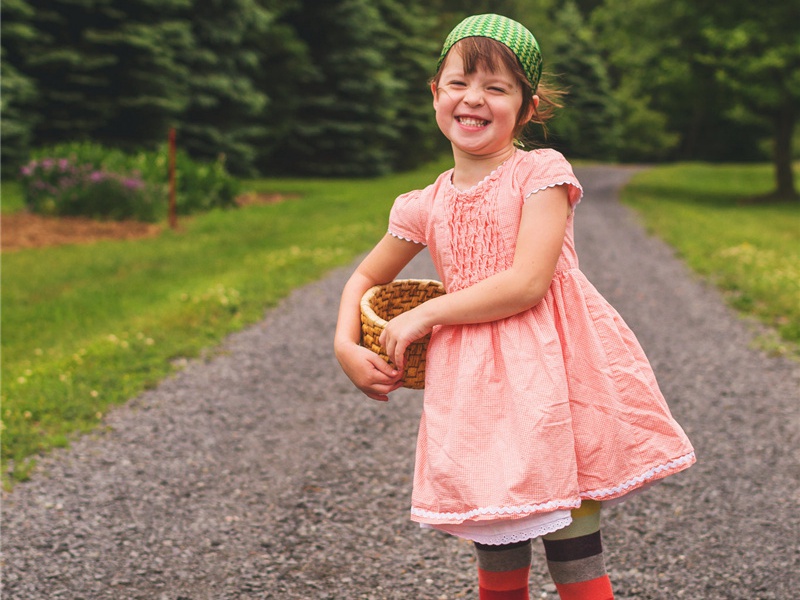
[523,180,585,205]
[388,230,425,245]
[446,150,517,196]
[410,498,580,523]
[411,452,695,523]
[581,452,696,500]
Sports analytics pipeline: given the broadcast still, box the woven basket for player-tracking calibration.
[360,279,445,389]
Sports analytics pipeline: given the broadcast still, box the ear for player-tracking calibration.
[523,94,539,123]
[431,81,439,109]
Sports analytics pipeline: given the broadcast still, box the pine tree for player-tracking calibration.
[541,1,619,159]
[6,0,193,151]
[270,0,400,176]
[175,0,273,176]
[375,0,442,170]
[1,0,40,174]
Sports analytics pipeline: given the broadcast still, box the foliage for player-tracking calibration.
[271,0,401,176]
[174,0,273,176]
[3,0,193,151]
[19,157,161,221]
[374,0,442,170]
[27,142,240,217]
[543,1,619,159]
[0,1,39,175]
[1,158,449,483]
[697,2,800,199]
[2,0,798,178]
[623,162,800,354]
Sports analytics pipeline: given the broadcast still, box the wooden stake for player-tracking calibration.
[168,127,177,230]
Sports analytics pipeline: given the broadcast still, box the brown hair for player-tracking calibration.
[432,37,564,141]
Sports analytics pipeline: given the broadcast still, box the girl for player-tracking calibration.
[334,14,695,600]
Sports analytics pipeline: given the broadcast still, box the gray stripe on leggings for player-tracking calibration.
[546,554,607,584]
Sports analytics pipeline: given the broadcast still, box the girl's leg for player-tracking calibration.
[541,500,614,600]
[474,539,532,600]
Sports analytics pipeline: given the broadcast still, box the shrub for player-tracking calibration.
[20,157,162,222]
[24,142,240,219]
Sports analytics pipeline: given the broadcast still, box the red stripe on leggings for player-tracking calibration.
[555,574,614,600]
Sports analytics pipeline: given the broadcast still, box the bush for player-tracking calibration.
[20,157,162,222]
[23,142,240,220]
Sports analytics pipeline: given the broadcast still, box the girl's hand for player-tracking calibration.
[379,307,433,371]
[335,342,404,402]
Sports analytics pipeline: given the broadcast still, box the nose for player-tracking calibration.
[462,85,484,106]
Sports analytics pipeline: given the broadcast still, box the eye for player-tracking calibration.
[488,86,507,93]
[447,80,467,88]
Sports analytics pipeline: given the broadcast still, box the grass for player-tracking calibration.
[621,162,800,356]
[1,157,452,484]
[2,180,26,213]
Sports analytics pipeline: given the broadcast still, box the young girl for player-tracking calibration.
[334,14,695,600]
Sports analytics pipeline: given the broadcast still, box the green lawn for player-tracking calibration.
[621,162,800,356]
[2,180,25,213]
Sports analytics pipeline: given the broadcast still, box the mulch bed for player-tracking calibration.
[1,193,291,252]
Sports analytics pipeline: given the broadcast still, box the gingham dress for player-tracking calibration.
[388,148,695,544]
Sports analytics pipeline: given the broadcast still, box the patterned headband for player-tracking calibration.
[437,14,542,92]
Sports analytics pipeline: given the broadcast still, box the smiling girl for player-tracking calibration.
[334,14,695,600]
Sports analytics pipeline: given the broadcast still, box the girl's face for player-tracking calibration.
[432,45,536,160]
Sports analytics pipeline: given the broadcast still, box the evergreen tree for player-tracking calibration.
[175,0,273,176]
[374,0,441,170]
[1,0,39,174]
[543,1,619,159]
[698,0,799,200]
[271,0,401,176]
[249,1,316,174]
[5,0,193,151]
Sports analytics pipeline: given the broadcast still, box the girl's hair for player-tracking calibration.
[432,37,564,142]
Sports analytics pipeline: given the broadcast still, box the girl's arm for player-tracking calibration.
[334,233,425,401]
[380,184,570,368]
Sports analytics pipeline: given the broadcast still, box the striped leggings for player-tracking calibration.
[474,500,614,600]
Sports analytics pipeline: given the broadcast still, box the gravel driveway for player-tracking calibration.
[3,166,798,600]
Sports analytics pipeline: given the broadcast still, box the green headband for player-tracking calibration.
[437,14,542,92]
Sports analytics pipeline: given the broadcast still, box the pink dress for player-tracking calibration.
[388,148,695,544]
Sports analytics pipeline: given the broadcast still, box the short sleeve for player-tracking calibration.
[388,189,427,245]
[516,148,583,207]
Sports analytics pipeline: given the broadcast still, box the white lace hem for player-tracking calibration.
[388,230,426,245]
[524,180,584,206]
[581,452,696,500]
[411,498,580,523]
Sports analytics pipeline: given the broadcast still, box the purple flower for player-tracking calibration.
[42,158,54,170]
[21,165,33,177]
[123,178,144,190]
[58,158,70,171]
[89,171,106,183]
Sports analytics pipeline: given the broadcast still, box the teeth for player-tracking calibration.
[458,117,487,127]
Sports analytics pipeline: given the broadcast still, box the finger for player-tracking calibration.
[392,340,408,371]
[362,377,404,401]
[366,353,400,378]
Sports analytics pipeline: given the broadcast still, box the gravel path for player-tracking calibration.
[3,166,798,600]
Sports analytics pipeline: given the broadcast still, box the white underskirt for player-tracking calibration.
[421,510,574,545]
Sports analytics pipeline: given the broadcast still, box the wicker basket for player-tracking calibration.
[360,279,445,389]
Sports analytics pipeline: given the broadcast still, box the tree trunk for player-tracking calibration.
[773,98,798,201]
